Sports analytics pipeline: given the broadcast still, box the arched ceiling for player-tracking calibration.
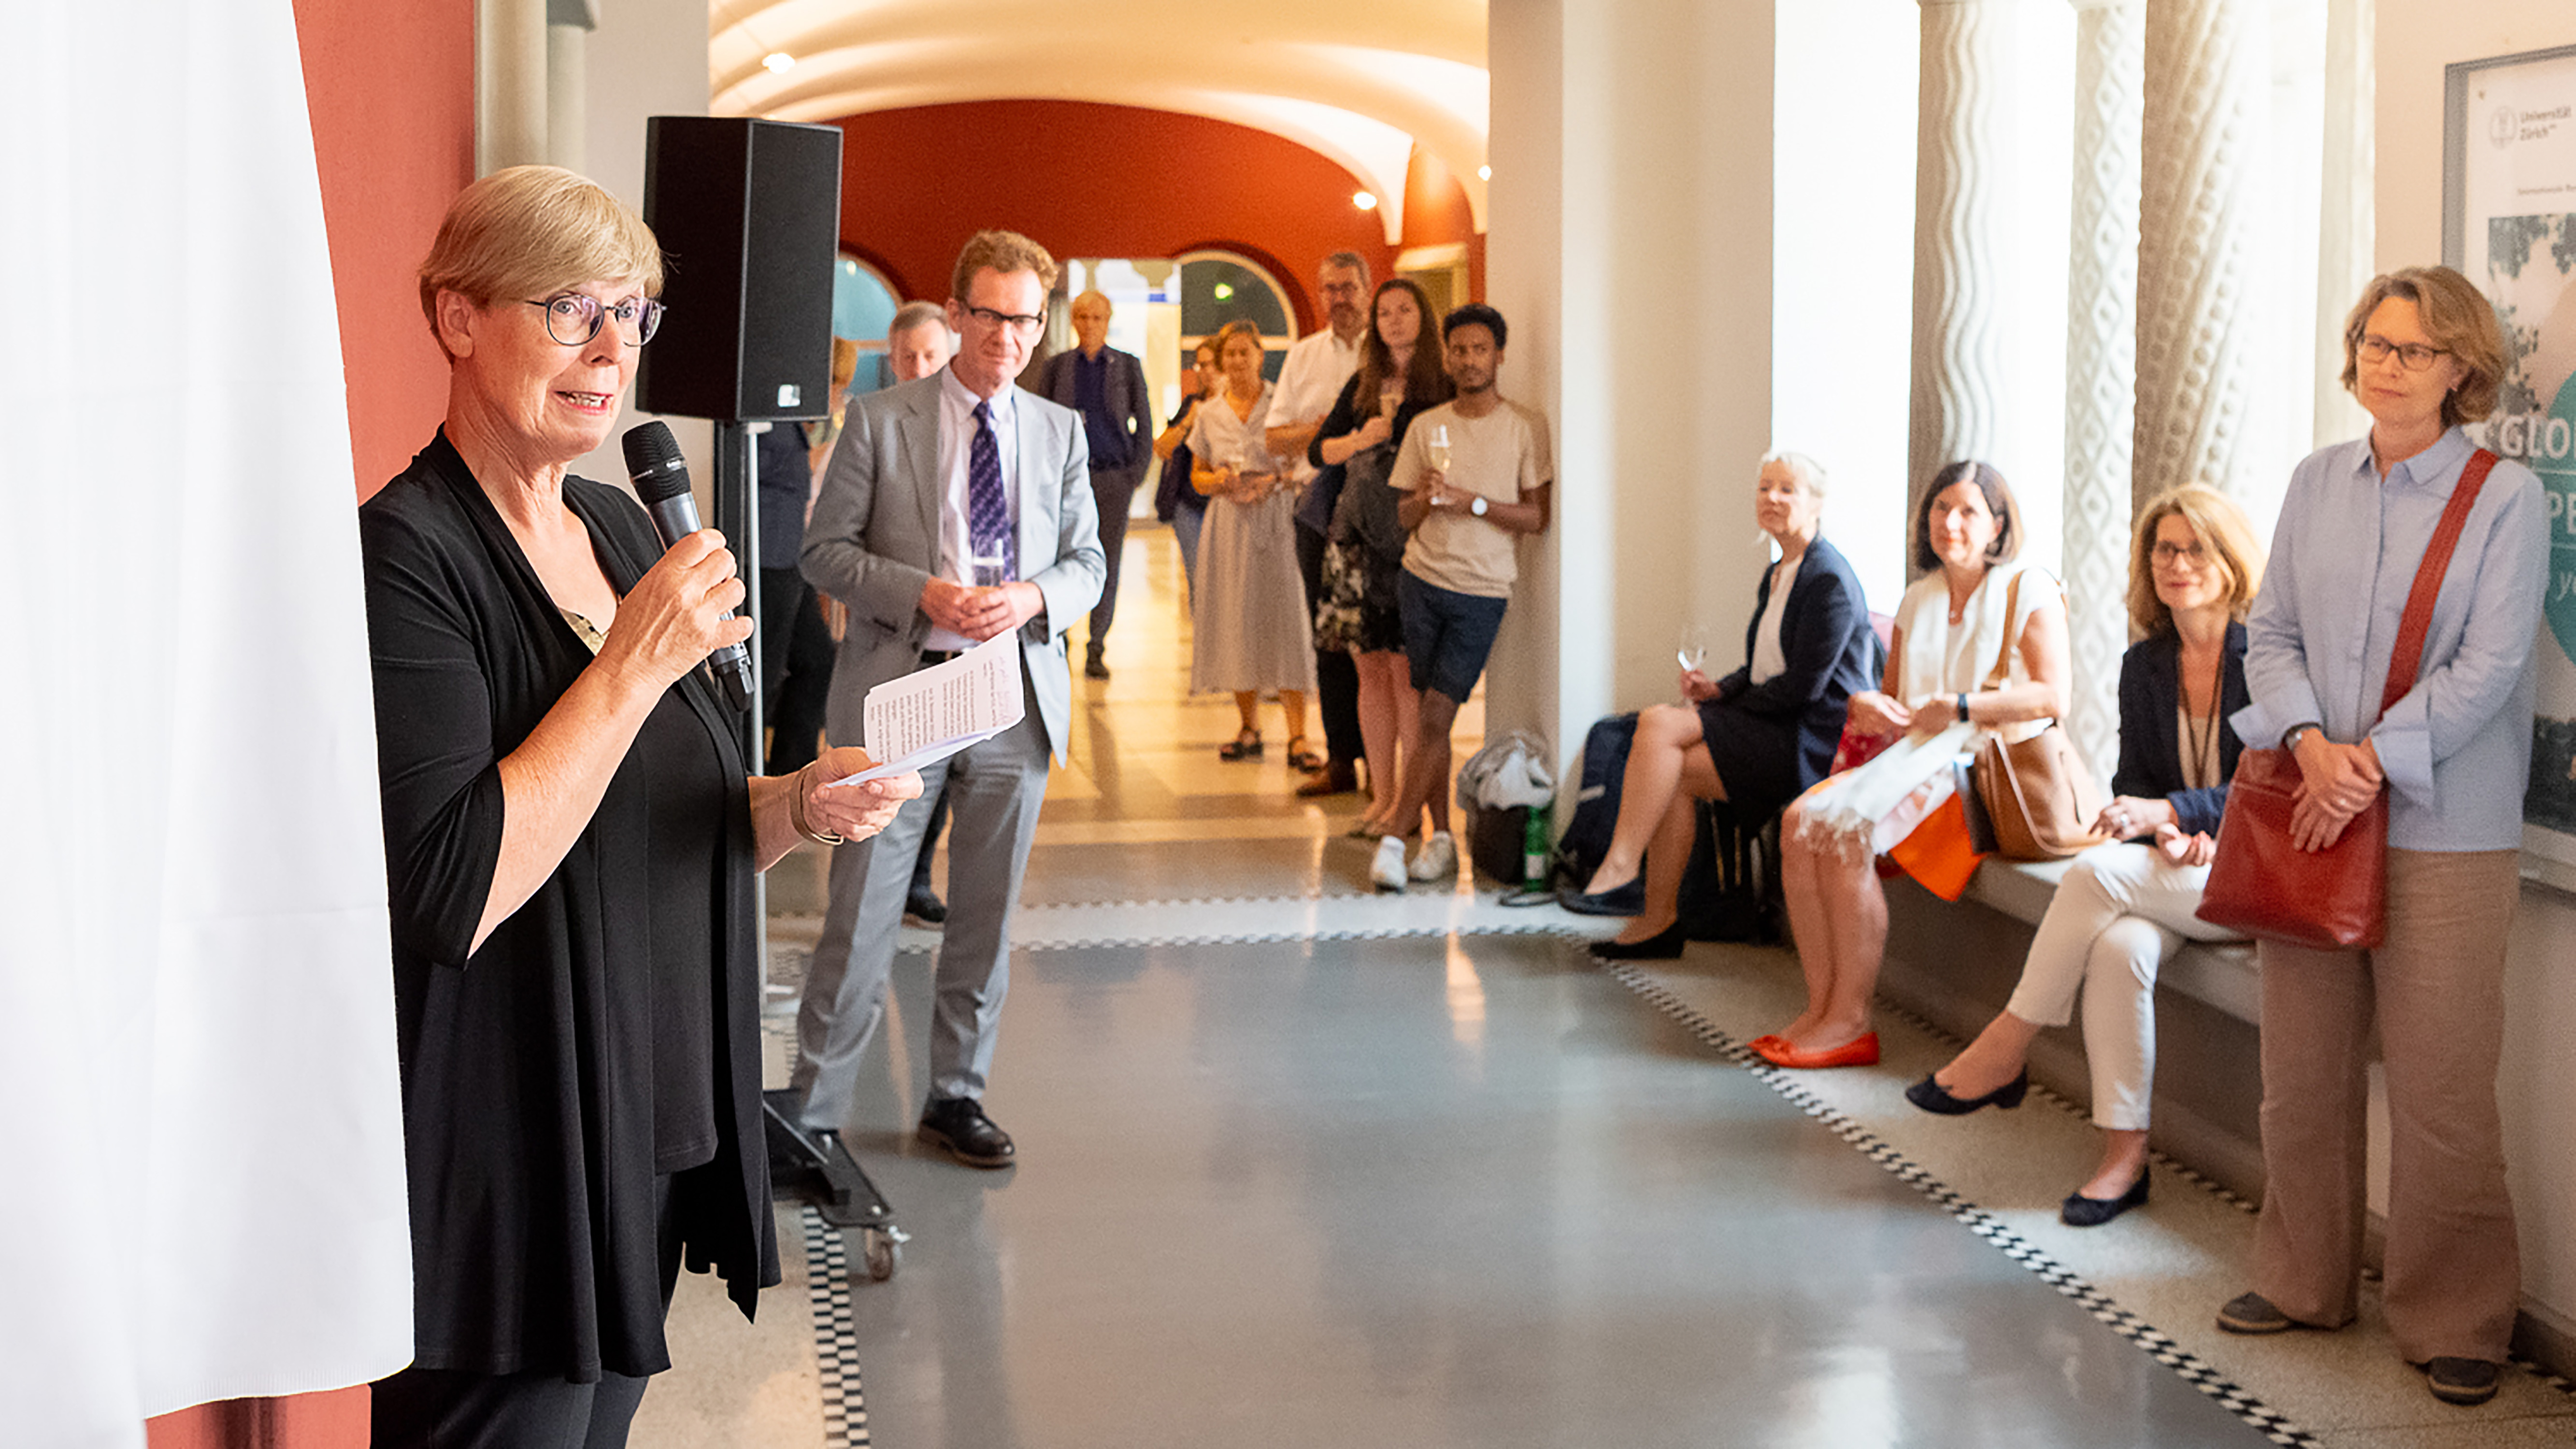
[706,0,1488,247]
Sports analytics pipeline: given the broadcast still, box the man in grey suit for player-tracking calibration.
[1034,289,1153,679]
[793,229,1105,1166]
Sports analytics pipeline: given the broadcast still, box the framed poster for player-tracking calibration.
[2446,42,2576,892]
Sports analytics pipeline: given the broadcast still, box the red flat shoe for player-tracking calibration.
[1757,1032,1880,1069]
[1748,1034,1787,1053]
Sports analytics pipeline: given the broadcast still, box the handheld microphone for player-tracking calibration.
[622,421,755,712]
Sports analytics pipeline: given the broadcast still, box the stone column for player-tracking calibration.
[1910,0,2019,529]
[2136,0,2265,507]
[2315,0,2375,446]
[546,23,587,174]
[475,0,548,174]
[2061,0,2145,787]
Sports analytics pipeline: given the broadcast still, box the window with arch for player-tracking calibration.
[1176,250,1294,384]
[831,253,909,393]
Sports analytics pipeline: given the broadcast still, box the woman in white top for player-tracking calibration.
[1757,461,2071,1069]
[1907,485,2261,1227]
[1189,318,1318,760]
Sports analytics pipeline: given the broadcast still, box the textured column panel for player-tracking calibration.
[1910,0,2018,536]
[2136,0,2264,510]
[2314,0,2375,448]
[2062,0,2145,790]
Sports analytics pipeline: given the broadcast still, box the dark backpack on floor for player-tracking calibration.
[1552,712,1636,888]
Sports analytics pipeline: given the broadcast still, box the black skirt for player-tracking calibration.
[1696,697,1804,823]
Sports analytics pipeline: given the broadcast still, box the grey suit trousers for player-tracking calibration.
[792,666,1054,1130]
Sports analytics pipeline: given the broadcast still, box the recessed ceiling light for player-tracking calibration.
[1353,191,1378,211]
[1478,165,1491,181]
[763,52,795,73]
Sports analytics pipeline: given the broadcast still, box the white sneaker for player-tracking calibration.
[1370,835,1410,892]
[1408,830,1459,882]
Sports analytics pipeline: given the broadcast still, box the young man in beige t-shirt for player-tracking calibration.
[1373,303,1554,890]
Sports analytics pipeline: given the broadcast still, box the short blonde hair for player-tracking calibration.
[887,299,946,341]
[949,229,1059,302]
[2338,266,2507,427]
[417,165,661,354]
[2126,483,2265,636]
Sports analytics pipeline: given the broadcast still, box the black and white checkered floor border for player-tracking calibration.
[799,1204,870,1448]
[1593,952,2326,1448]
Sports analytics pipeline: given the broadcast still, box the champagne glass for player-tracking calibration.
[1378,381,1405,420]
[1676,623,1712,674]
[1425,423,1453,474]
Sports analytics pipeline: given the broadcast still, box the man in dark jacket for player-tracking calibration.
[1034,289,1152,678]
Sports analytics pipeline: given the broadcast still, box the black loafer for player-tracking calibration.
[2059,1168,2149,1227]
[1588,923,1687,960]
[1558,878,1645,917]
[2216,1291,2295,1335]
[905,887,948,925]
[917,1096,1016,1168]
[1905,1069,2029,1116]
[2421,1357,2501,1406]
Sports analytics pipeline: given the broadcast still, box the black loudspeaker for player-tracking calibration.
[637,116,843,421]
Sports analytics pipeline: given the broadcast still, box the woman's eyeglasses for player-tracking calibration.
[525,293,666,347]
[2354,334,2448,372]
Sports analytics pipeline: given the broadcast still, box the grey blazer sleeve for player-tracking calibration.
[800,383,938,641]
[1022,403,1106,639]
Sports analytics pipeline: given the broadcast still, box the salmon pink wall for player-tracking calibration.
[293,0,474,499]
[1402,144,1487,300]
[828,100,1481,327]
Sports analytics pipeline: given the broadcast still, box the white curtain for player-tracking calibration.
[0,2,413,1443]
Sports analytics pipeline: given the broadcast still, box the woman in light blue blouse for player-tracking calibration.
[2212,266,2546,1409]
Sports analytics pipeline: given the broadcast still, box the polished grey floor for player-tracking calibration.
[824,929,2275,1449]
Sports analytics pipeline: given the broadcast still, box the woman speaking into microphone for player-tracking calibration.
[358,165,916,1445]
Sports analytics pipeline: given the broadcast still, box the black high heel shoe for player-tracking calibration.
[1589,922,1688,961]
[2060,1167,2150,1227]
[1903,1068,2029,1116]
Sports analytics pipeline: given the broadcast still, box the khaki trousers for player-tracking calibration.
[2252,847,2522,1363]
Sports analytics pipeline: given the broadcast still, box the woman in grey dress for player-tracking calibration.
[1189,318,1318,760]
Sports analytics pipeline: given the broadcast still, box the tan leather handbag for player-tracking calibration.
[1966,572,2108,861]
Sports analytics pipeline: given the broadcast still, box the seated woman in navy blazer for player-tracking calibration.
[1905,484,2263,1227]
[1567,451,1877,949]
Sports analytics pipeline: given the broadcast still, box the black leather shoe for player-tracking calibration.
[917,1097,1015,1168]
[1084,652,1110,680]
[2422,1357,2501,1406]
[1904,1069,2029,1116]
[1558,877,1645,917]
[2059,1167,2149,1227]
[1589,923,1687,960]
[905,887,948,925]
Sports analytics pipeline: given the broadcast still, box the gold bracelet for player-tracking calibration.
[788,763,845,847]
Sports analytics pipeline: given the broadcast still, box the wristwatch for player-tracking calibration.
[2282,722,2322,753]
[1469,495,1488,517]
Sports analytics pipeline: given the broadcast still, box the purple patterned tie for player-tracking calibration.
[968,399,1015,582]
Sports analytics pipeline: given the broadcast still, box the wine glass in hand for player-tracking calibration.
[1425,423,1453,475]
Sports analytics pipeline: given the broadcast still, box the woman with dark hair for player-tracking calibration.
[1751,460,2070,1069]
[1908,484,2263,1227]
[1571,452,1875,942]
[2212,266,2544,1409]
[1308,277,1454,837]
[360,165,915,1444]
[1153,337,1221,587]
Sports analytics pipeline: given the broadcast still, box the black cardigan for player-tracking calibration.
[359,431,777,1380]
[2111,623,2249,838]
[1710,534,1879,795]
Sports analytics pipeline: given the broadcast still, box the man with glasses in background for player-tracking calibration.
[1268,251,1373,796]
[794,230,1104,1168]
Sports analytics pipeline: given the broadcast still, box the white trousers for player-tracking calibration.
[2003,842,2240,1130]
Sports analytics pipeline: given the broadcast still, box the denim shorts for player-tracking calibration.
[1398,570,1510,703]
